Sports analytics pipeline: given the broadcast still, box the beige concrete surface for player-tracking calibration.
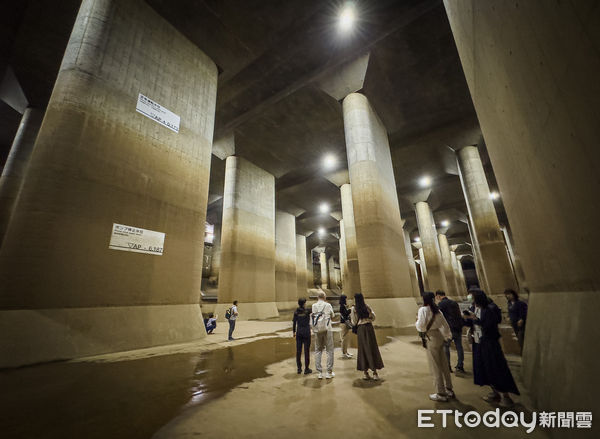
[0,0,217,367]
[439,233,459,298]
[366,297,420,328]
[319,251,329,289]
[340,183,361,294]
[214,302,279,322]
[404,229,422,298]
[295,234,308,299]
[275,210,297,303]
[415,201,448,292]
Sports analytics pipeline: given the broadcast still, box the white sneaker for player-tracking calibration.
[344,353,353,358]
[317,372,323,379]
[325,371,335,379]
[429,393,448,402]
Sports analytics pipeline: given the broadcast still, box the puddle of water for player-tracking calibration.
[0,327,408,439]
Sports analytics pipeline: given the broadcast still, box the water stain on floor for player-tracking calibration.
[0,327,409,439]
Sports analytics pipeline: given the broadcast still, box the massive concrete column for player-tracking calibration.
[450,250,464,296]
[466,220,489,292]
[445,0,600,417]
[0,0,217,367]
[340,183,361,295]
[457,146,517,297]
[0,107,44,246]
[319,251,329,289]
[208,223,221,284]
[275,211,297,310]
[339,219,349,291]
[414,201,448,292]
[328,255,339,289]
[418,246,428,288]
[343,93,417,326]
[217,156,278,319]
[438,233,459,298]
[295,234,308,300]
[403,229,421,298]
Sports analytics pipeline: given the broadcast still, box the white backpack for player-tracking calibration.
[311,305,330,333]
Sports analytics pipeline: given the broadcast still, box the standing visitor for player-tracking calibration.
[504,288,527,353]
[435,290,465,373]
[350,293,384,381]
[464,289,520,407]
[227,300,238,341]
[416,292,454,402]
[339,294,353,358]
[293,298,312,375]
[311,291,335,379]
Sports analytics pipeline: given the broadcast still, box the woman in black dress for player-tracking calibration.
[339,294,353,358]
[464,289,520,407]
[350,293,384,380]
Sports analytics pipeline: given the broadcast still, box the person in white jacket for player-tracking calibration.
[416,292,454,402]
[311,291,335,379]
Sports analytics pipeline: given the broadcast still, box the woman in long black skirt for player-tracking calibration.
[464,289,520,407]
[350,293,384,380]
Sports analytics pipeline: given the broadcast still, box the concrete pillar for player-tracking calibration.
[295,234,307,300]
[445,0,600,416]
[209,223,221,284]
[217,156,278,319]
[340,183,361,294]
[328,255,339,289]
[319,251,329,289]
[275,210,297,310]
[0,107,44,247]
[438,233,459,298]
[418,246,428,289]
[343,93,417,326]
[0,0,218,367]
[450,250,464,297]
[415,201,448,292]
[466,220,489,292]
[403,229,421,298]
[457,146,517,297]
[307,249,314,289]
[339,220,349,291]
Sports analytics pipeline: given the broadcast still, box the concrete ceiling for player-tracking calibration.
[2,0,513,255]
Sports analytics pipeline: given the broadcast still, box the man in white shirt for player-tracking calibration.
[228,300,239,341]
[311,291,335,379]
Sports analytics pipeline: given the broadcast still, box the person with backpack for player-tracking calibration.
[350,293,384,380]
[416,292,454,402]
[339,294,353,359]
[311,291,335,379]
[463,289,519,407]
[226,300,238,341]
[435,290,465,373]
[293,298,312,375]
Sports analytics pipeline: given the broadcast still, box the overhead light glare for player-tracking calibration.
[323,154,337,169]
[319,202,330,213]
[414,237,421,242]
[489,191,500,200]
[318,227,326,236]
[441,220,450,227]
[419,176,432,188]
[339,5,356,31]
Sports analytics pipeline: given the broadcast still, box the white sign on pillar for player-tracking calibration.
[135,93,180,133]
[109,223,165,255]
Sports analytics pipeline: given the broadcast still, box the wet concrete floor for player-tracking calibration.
[0,327,406,439]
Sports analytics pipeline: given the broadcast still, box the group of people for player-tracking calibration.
[293,291,384,380]
[417,287,528,407]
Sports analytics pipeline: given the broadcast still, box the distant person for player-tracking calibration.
[464,289,520,407]
[339,294,353,358]
[416,292,454,402]
[504,288,527,353]
[435,290,465,373]
[351,293,384,380]
[205,313,217,334]
[311,291,335,379]
[226,300,238,341]
[293,298,312,375]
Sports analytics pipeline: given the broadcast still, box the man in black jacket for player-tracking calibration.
[435,290,465,373]
[293,298,313,375]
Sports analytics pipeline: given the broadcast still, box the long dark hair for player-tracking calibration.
[339,294,347,306]
[422,292,440,314]
[472,289,489,308]
[354,293,370,319]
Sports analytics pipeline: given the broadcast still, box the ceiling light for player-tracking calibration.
[339,5,356,31]
[441,220,450,227]
[318,227,326,236]
[319,202,330,213]
[419,176,432,188]
[489,191,500,200]
[323,154,337,169]
[414,237,421,242]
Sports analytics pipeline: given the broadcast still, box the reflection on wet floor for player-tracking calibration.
[0,324,522,439]
[0,327,407,439]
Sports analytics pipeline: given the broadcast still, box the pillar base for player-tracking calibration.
[277,301,299,311]
[214,302,279,321]
[0,304,206,368]
[365,297,419,328]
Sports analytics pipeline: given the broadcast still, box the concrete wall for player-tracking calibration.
[275,210,297,309]
[340,183,361,294]
[445,0,600,422]
[295,234,307,300]
[218,156,277,319]
[0,0,217,367]
[209,223,221,284]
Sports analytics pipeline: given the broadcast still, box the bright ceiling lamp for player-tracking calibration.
[441,220,450,227]
[339,4,356,32]
[319,202,330,213]
[318,227,326,236]
[419,175,432,188]
[489,191,500,200]
[323,154,337,169]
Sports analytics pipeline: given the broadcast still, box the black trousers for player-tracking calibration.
[296,333,311,370]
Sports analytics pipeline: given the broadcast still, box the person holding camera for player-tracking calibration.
[415,292,454,402]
